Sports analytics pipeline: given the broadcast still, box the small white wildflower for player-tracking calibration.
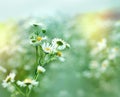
[30,35,47,46]
[30,36,47,46]
[52,38,69,50]
[42,42,55,53]
[89,61,99,69]
[24,79,38,86]
[2,73,16,88]
[23,78,38,89]
[17,81,26,87]
[97,38,107,51]
[100,60,109,72]
[108,47,118,60]
[5,73,16,83]
[90,47,99,56]
[37,65,46,73]
[28,80,38,89]
[24,19,46,29]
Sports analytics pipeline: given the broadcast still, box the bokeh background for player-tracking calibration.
[0,0,120,97]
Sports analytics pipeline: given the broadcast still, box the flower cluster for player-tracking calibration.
[1,23,70,97]
[84,38,119,79]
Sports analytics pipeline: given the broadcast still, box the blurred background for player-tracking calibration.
[0,0,120,97]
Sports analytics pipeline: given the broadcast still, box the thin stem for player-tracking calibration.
[35,73,39,80]
[26,46,40,97]
[26,73,39,97]
[26,89,31,97]
[36,46,39,66]
[13,84,25,96]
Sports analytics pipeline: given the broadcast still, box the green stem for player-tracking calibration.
[36,46,39,66]
[13,84,25,96]
[26,46,40,97]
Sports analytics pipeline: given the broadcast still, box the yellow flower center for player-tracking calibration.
[57,51,62,56]
[45,47,51,51]
[5,77,11,83]
[24,79,32,84]
[37,36,42,41]
[102,64,107,67]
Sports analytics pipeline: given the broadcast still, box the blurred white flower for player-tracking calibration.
[89,61,99,69]
[97,38,107,51]
[108,47,118,60]
[7,85,15,93]
[37,65,46,73]
[2,73,16,88]
[100,60,109,72]
[17,78,38,89]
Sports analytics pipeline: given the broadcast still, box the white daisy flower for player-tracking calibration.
[30,35,47,46]
[42,42,54,53]
[25,79,38,86]
[37,65,46,73]
[2,73,16,88]
[52,38,69,50]
[97,38,107,51]
[23,78,38,89]
[17,78,38,89]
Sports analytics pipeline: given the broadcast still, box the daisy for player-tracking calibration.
[17,78,38,89]
[97,38,107,51]
[30,35,47,46]
[37,65,46,73]
[52,38,70,50]
[2,73,16,88]
[24,78,38,89]
[42,42,54,53]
